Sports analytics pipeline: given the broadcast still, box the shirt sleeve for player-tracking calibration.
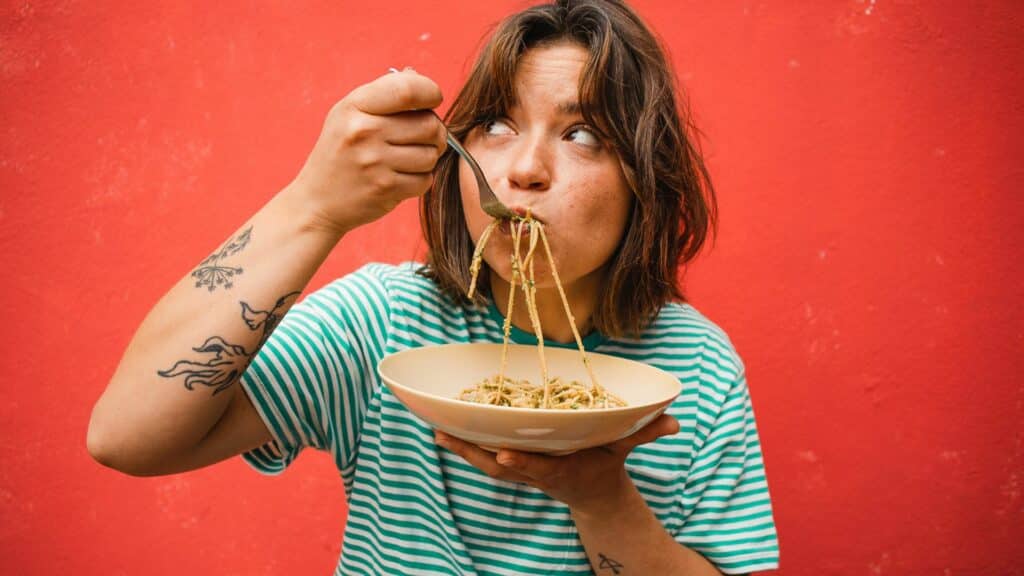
[239,264,393,475]
[674,352,780,574]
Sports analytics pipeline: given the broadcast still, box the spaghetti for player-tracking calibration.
[458,215,625,410]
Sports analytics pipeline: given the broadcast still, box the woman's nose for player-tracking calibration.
[505,134,551,192]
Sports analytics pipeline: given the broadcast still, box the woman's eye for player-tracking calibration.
[567,126,601,148]
[484,119,515,136]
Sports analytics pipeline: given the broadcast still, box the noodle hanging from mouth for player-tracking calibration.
[458,216,625,410]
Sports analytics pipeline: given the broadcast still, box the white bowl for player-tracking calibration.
[377,343,681,454]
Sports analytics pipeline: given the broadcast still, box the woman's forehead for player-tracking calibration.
[500,43,589,114]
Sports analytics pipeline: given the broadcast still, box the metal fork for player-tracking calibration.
[387,67,515,220]
[429,110,516,220]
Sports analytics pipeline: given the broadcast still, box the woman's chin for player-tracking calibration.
[487,270,562,292]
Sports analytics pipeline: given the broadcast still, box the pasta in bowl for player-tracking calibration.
[377,342,681,454]
[377,214,680,453]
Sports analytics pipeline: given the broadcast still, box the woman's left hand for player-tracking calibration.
[434,413,680,514]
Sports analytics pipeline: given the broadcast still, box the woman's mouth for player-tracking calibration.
[496,206,544,236]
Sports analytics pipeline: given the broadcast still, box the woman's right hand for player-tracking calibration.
[288,69,448,236]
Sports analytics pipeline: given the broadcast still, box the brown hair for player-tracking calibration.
[419,0,716,338]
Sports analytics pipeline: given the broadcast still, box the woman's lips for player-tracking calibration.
[508,206,544,222]
[495,207,544,236]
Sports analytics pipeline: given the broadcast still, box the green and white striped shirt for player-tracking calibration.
[241,263,779,575]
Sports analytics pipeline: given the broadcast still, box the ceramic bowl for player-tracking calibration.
[377,342,681,454]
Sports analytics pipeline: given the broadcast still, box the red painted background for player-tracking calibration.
[2,1,1021,574]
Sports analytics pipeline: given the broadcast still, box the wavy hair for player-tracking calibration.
[419,0,716,337]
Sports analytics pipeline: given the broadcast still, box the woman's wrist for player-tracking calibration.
[275,179,353,242]
[568,468,642,522]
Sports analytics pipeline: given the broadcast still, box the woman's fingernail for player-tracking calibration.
[497,453,516,467]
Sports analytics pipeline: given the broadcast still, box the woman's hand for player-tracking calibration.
[287,69,448,236]
[435,413,680,515]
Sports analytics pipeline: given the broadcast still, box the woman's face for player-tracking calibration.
[459,42,632,295]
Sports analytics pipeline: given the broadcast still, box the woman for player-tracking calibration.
[89,1,779,573]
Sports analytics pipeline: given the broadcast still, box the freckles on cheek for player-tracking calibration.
[573,192,608,224]
[574,187,630,249]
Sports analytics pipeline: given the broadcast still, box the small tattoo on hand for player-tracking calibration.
[598,553,623,574]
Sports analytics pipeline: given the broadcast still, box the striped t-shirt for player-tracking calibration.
[240,262,779,575]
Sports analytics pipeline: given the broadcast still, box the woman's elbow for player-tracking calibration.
[86,407,160,477]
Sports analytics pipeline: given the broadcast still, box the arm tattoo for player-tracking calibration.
[598,553,624,574]
[157,290,301,395]
[192,226,252,291]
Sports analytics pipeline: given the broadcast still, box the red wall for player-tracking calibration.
[2,1,1021,574]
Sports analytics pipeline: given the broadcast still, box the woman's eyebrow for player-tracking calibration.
[556,101,582,116]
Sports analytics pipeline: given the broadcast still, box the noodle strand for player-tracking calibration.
[460,215,625,410]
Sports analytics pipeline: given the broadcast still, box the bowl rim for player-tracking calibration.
[376,342,683,416]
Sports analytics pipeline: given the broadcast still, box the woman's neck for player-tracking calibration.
[488,267,602,344]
